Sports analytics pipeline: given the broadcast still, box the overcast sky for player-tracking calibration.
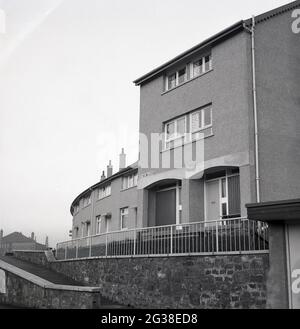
[0,0,290,247]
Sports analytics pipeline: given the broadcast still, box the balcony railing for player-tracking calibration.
[56,218,269,261]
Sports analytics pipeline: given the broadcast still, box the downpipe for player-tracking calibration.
[244,16,261,203]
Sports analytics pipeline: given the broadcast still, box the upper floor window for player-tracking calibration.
[164,53,212,92]
[96,215,108,235]
[122,173,138,190]
[98,184,111,200]
[73,203,80,214]
[165,117,186,149]
[120,207,129,230]
[190,106,212,140]
[82,194,91,208]
[164,105,213,150]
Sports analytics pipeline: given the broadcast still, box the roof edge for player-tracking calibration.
[134,0,300,87]
[70,162,138,215]
[133,20,244,86]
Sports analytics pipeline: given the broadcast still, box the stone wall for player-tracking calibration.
[13,251,49,267]
[50,254,269,309]
[0,269,101,309]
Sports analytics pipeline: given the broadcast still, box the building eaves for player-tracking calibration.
[70,162,138,215]
[134,0,300,87]
[133,20,245,86]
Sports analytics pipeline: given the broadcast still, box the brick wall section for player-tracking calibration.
[0,270,101,309]
[50,254,269,309]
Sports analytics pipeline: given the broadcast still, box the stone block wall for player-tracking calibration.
[0,270,101,309]
[13,251,49,267]
[50,254,269,309]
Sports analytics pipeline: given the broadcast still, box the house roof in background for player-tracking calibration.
[2,232,36,244]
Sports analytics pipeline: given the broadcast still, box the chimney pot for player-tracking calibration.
[119,148,126,170]
[101,171,106,181]
[107,160,113,177]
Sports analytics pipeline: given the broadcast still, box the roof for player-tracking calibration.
[70,161,138,215]
[134,0,300,86]
[2,232,36,244]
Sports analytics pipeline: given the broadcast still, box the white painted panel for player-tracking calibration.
[0,269,6,294]
[288,224,300,309]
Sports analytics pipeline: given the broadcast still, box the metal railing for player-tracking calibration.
[56,218,269,261]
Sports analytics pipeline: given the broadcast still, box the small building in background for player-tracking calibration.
[0,230,47,255]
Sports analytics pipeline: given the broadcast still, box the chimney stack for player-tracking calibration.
[119,148,126,170]
[100,170,106,181]
[107,160,113,178]
[45,236,49,249]
[31,232,35,241]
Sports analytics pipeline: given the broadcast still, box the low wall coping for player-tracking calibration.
[0,260,101,293]
[13,250,47,253]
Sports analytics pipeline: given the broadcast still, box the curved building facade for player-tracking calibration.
[70,155,138,240]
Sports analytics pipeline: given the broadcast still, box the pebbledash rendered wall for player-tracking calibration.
[49,254,268,309]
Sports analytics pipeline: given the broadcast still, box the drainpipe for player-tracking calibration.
[245,16,261,203]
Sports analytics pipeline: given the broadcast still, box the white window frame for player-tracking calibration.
[190,106,213,135]
[98,184,111,200]
[164,116,187,149]
[164,105,212,150]
[204,172,240,222]
[122,173,138,190]
[120,207,129,231]
[96,215,108,235]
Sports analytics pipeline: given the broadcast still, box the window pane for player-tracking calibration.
[191,112,202,132]
[205,55,211,72]
[166,122,175,139]
[178,68,186,84]
[193,59,203,76]
[177,118,185,136]
[168,74,176,89]
[222,203,227,217]
[204,107,212,126]
[221,178,226,198]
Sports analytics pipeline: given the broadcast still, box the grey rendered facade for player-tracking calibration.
[135,1,300,229]
[70,1,300,238]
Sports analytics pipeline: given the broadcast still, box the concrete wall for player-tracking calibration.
[255,9,300,202]
[137,31,254,226]
[49,254,269,309]
[139,32,252,170]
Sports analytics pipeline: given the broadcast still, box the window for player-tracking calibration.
[96,215,107,234]
[168,73,176,90]
[193,59,203,77]
[122,173,138,190]
[190,106,212,141]
[120,207,129,230]
[164,105,212,149]
[165,117,187,149]
[82,194,91,208]
[165,53,212,92]
[81,223,85,237]
[178,67,187,84]
[86,222,91,236]
[73,203,80,214]
[98,184,111,199]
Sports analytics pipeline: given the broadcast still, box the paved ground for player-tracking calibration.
[0,255,85,286]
